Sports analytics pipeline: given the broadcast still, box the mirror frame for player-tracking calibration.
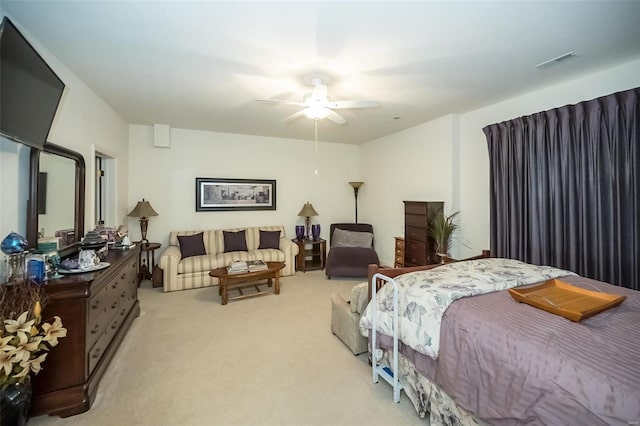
[27,142,85,252]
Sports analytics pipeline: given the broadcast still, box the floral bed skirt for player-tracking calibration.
[378,349,486,426]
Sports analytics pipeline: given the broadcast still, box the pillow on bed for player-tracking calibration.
[223,230,248,252]
[177,233,206,259]
[258,230,281,249]
[332,228,373,248]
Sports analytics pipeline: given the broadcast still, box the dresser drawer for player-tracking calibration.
[88,328,110,375]
[406,226,427,242]
[405,202,427,215]
[405,239,426,265]
[395,237,404,249]
[405,214,427,228]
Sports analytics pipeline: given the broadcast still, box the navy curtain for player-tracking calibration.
[484,88,640,290]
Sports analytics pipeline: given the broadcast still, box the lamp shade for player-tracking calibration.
[297,202,318,217]
[127,199,158,218]
[349,181,364,190]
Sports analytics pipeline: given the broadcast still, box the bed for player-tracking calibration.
[360,258,640,426]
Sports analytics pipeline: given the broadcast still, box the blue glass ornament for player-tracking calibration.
[1,231,28,255]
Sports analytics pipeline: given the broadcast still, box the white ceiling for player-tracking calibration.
[3,1,640,144]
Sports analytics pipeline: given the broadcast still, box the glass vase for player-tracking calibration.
[311,224,321,240]
[295,225,305,241]
[0,378,32,426]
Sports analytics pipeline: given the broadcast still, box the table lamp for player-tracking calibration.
[127,199,158,245]
[297,202,318,239]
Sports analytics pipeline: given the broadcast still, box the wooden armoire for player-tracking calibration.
[403,201,443,266]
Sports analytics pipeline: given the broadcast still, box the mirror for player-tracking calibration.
[27,143,85,252]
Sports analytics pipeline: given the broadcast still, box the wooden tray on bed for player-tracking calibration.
[508,279,626,322]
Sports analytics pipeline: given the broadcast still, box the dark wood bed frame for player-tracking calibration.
[367,250,491,301]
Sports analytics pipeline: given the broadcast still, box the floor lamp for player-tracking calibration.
[349,182,363,223]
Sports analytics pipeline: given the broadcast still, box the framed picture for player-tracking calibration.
[196,178,276,212]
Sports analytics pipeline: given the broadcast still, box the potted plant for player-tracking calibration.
[0,281,67,426]
[428,210,461,262]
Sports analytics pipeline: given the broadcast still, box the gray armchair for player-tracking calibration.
[330,282,369,355]
[325,223,380,279]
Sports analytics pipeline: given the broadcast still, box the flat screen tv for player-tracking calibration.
[0,17,65,150]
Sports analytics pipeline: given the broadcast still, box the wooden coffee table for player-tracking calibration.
[209,261,285,305]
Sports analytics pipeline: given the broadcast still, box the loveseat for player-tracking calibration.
[159,225,298,292]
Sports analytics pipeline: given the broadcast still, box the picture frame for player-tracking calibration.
[195,178,276,212]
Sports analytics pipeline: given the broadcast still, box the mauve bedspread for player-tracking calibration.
[426,274,640,425]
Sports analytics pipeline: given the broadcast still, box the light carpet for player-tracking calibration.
[29,271,426,426]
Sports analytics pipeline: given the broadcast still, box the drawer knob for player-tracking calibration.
[111,321,119,330]
[120,308,127,316]
[112,282,118,289]
[91,300,100,310]
[111,301,118,309]
[92,348,101,359]
[121,291,127,298]
[121,273,127,279]
[90,324,100,334]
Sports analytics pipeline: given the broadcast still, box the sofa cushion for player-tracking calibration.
[223,230,248,252]
[332,228,374,248]
[170,230,218,255]
[177,254,222,274]
[177,233,207,258]
[258,230,281,249]
[248,249,285,263]
[215,251,252,269]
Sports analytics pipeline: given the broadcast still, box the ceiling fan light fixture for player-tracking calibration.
[303,106,330,120]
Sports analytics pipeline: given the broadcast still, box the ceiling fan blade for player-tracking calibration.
[326,110,346,125]
[255,98,287,104]
[256,98,308,107]
[282,110,306,123]
[326,100,379,109]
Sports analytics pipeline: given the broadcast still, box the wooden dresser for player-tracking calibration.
[31,248,140,417]
[403,201,443,266]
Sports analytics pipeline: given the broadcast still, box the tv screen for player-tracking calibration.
[0,17,65,150]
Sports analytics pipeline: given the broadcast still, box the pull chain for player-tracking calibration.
[314,119,319,175]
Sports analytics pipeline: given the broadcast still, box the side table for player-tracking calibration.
[292,238,326,272]
[138,242,161,286]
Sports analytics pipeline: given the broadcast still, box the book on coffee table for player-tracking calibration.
[247,259,268,272]
[227,260,248,274]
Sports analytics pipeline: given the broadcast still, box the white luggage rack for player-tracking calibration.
[370,273,403,403]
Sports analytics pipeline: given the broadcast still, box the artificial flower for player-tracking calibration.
[0,348,17,376]
[4,311,35,335]
[12,333,42,363]
[41,316,67,346]
[20,353,47,375]
[0,312,65,386]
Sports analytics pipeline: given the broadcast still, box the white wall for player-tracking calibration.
[359,115,456,265]
[0,11,129,250]
[361,58,640,266]
[128,125,360,248]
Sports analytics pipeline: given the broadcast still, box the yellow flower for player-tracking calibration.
[11,333,42,364]
[34,301,42,319]
[41,316,67,347]
[4,311,35,335]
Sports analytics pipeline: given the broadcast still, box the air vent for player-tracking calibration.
[535,52,577,69]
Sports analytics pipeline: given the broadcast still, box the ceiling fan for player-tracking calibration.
[256,77,379,125]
